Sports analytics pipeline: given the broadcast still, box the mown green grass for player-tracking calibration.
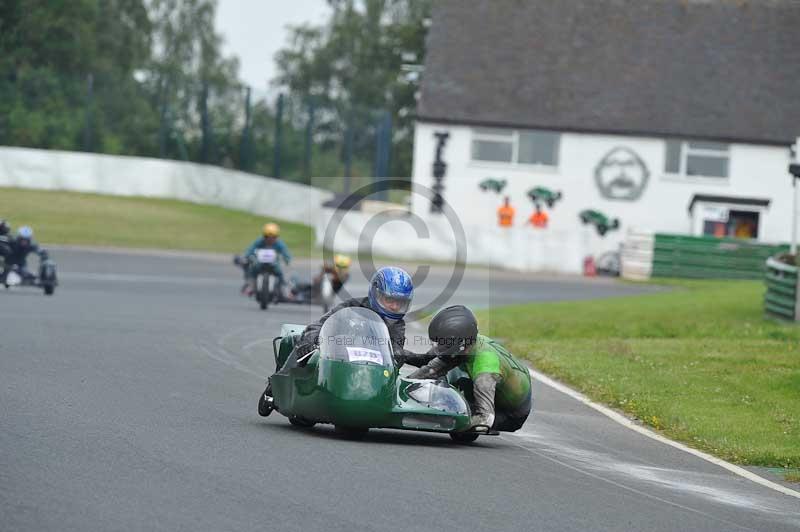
[0,187,317,256]
[477,279,800,472]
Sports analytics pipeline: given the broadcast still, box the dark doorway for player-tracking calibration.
[702,209,759,239]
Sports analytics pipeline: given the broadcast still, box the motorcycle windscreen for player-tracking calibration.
[404,381,469,415]
[318,307,394,367]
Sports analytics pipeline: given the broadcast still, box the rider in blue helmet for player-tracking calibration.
[367,266,414,321]
[258,266,422,417]
[4,226,47,282]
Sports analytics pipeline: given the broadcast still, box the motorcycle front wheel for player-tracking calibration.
[258,274,269,310]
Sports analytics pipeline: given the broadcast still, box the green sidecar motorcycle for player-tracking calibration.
[267,306,486,443]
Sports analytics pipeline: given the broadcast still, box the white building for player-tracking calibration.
[409,0,800,273]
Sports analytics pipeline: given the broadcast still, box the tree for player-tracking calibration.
[147,0,243,162]
[0,0,246,164]
[0,0,154,151]
[273,0,431,178]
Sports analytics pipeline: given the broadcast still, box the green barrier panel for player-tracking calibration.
[653,234,789,280]
[764,257,798,321]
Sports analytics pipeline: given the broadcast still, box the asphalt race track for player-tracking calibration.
[2,249,799,532]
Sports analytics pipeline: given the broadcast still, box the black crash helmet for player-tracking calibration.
[428,305,479,357]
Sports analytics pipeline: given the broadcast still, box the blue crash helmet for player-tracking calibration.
[368,266,414,320]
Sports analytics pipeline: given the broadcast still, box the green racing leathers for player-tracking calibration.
[408,334,532,432]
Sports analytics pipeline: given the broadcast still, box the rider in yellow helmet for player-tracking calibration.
[240,222,291,296]
[322,253,352,293]
[262,223,280,238]
[285,253,352,303]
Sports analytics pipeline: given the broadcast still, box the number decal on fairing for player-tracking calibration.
[256,249,277,263]
[346,347,383,364]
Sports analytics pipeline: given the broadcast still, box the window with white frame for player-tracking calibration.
[665,140,729,178]
[472,128,560,167]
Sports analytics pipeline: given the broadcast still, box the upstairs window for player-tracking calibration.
[472,128,559,167]
[665,140,729,178]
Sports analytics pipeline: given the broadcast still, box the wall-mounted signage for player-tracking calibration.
[594,147,650,201]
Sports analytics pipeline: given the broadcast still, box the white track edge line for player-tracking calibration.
[527,367,800,500]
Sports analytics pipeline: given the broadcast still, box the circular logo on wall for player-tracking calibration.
[594,147,650,201]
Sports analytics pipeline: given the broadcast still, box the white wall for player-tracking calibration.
[315,207,589,273]
[0,146,333,225]
[412,122,797,269]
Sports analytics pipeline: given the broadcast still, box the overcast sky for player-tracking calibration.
[215,0,331,95]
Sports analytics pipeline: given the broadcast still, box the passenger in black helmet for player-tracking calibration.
[408,305,533,433]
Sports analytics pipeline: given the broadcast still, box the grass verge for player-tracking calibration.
[477,279,800,474]
[0,187,317,256]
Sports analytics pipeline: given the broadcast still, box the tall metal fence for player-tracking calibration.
[0,72,402,195]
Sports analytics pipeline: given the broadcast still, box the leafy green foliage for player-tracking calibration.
[0,0,428,184]
[0,0,154,151]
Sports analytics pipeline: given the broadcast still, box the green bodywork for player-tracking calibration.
[527,187,563,208]
[270,325,472,433]
[579,209,620,236]
[479,178,507,194]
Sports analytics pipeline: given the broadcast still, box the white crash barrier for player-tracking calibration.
[315,207,589,274]
[621,229,654,280]
[0,146,333,225]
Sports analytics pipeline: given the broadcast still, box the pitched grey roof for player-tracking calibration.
[418,0,800,145]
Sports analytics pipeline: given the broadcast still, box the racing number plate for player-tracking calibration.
[256,249,277,264]
[346,347,383,364]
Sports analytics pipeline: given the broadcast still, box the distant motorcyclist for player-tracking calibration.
[4,226,48,282]
[290,253,352,300]
[259,266,419,417]
[240,222,291,296]
[0,219,12,260]
[317,253,352,294]
[408,305,532,433]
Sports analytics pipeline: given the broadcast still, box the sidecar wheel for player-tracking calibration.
[450,432,480,444]
[334,425,369,439]
[289,416,316,428]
